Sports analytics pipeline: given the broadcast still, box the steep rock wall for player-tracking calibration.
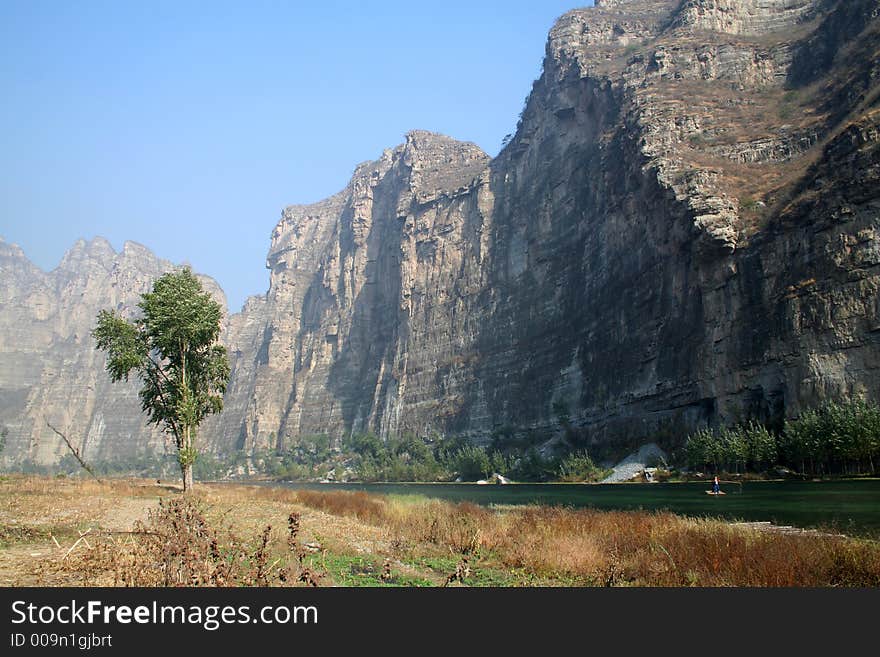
[0,238,226,466]
[4,0,880,466]
[224,0,880,455]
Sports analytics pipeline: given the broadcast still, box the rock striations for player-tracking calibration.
[0,237,225,467]
[220,0,880,456]
[3,0,880,466]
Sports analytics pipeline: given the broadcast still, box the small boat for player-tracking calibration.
[705,490,726,495]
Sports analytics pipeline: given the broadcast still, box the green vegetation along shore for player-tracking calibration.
[7,400,880,489]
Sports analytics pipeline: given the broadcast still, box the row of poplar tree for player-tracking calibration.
[686,400,880,476]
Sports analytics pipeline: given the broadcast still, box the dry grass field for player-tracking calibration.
[1,474,878,587]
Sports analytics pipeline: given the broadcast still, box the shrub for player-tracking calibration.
[451,445,492,481]
[557,451,607,482]
[77,497,322,587]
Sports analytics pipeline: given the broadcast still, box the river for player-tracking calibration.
[249,478,880,538]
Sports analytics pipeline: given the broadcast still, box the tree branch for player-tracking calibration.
[46,421,102,483]
[144,355,183,446]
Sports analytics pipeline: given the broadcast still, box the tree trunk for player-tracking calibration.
[180,422,194,492]
[182,460,194,492]
[180,345,193,493]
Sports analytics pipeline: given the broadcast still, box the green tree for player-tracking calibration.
[743,421,777,470]
[721,426,748,474]
[686,428,714,471]
[92,267,229,491]
[453,445,492,481]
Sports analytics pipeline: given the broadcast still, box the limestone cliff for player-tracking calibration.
[0,237,226,467]
[4,0,880,466]
[221,0,880,456]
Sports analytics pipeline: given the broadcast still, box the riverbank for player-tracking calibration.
[248,477,880,538]
[1,474,879,586]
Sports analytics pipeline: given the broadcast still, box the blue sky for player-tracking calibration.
[1,1,591,311]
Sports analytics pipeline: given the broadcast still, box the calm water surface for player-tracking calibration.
[255,479,880,538]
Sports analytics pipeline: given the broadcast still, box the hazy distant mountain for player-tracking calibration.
[4,0,880,468]
[0,236,225,468]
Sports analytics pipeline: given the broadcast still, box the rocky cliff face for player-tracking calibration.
[4,0,880,466]
[220,0,880,456]
[0,237,226,467]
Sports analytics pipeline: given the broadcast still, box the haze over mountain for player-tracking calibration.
[2,0,879,469]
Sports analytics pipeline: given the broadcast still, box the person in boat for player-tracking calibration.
[712,475,721,495]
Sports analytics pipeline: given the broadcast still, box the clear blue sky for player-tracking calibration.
[1,0,591,311]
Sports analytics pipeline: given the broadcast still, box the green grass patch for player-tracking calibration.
[305,552,435,587]
[404,554,524,587]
